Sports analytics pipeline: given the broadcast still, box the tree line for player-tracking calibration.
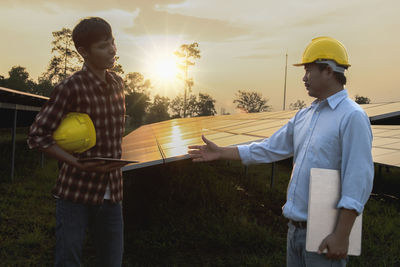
[0,27,371,129]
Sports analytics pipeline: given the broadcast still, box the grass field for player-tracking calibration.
[1,128,399,266]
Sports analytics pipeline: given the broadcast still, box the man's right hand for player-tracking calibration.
[188,135,222,162]
[41,144,127,173]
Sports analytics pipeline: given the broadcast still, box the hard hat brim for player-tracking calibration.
[292,61,351,68]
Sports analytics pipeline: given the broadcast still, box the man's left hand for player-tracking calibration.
[318,233,349,260]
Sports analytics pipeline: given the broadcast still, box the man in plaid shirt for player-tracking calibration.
[28,17,126,267]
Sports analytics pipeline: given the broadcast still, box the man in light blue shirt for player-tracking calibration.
[188,37,374,267]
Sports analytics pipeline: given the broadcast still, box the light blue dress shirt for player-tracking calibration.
[237,89,374,221]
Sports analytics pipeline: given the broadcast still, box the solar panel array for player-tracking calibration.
[122,111,295,171]
[0,87,49,128]
[122,102,400,171]
[371,126,400,167]
[361,102,400,122]
[0,87,48,108]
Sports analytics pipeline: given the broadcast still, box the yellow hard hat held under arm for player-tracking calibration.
[53,112,96,153]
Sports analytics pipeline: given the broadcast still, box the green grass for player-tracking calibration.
[1,128,399,266]
[122,160,289,266]
[0,128,57,266]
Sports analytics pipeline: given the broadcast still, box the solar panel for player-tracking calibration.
[122,103,400,171]
[361,103,400,123]
[373,152,400,166]
[362,102,400,117]
[249,126,286,137]
[372,138,399,147]
[372,147,397,157]
[0,87,48,108]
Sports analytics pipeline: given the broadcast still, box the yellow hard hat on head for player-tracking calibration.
[294,36,350,68]
[53,112,96,153]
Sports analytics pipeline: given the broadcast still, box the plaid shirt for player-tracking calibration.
[28,64,125,205]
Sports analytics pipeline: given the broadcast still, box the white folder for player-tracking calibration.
[306,168,362,256]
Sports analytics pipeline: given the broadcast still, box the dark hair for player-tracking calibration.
[316,63,347,86]
[72,17,112,50]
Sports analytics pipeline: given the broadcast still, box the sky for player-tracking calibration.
[1,0,399,113]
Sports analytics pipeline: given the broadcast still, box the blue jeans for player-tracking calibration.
[55,199,123,267]
[287,222,348,267]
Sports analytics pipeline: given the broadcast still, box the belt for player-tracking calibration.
[289,220,307,229]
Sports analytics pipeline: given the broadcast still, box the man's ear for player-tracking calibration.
[77,46,88,60]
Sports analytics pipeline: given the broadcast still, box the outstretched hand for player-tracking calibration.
[188,135,221,162]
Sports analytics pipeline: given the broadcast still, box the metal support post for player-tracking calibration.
[11,109,18,182]
[270,162,276,188]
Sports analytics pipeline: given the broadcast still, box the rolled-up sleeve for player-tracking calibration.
[27,82,72,150]
[237,117,295,165]
[337,110,374,214]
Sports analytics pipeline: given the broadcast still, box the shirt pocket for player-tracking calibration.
[310,134,340,167]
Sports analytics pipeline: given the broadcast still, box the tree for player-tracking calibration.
[4,66,36,93]
[196,93,217,116]
[124,72,151,94]
[170,93,216,118]
[145,95,170,124]
[170,94,197,118]
[354,95,371,104]
[174,42,201,117]
[170,95,184,118]
[125,92,151,129]
[0,75,5,87]
[33,78,53,97]
[1,66,53,96]
[289,100,307,110]
[111,56,124,75]
[186,94,199,117]
[42,28,83,85]
[233,90,271,113]
[124,72,152,129]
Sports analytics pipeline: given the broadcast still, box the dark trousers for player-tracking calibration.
[55,198,123,267]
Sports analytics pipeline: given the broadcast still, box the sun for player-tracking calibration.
[152,55,180,82]
[141,43,185,95]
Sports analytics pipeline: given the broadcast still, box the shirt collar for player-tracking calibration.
[82,63,113,88]
[326,89,348,110]
[310,89,348,110]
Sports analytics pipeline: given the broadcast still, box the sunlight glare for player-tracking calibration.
[153,55,180,82]
[166,123,187,157]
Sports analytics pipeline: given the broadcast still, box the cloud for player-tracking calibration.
[126,9,251,42]
[1,0,184,12]
[288,9,346,28]
[3,0,252,42]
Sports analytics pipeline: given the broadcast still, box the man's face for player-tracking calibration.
[84,36,116,70]
[303,63,327,99]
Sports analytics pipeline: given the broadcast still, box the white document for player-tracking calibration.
[306,168,362,256]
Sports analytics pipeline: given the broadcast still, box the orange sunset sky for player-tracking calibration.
[1,0,399,113]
